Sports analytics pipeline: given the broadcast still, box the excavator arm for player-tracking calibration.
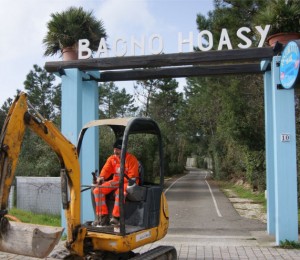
[0,93,82,258]
[0,94,26,209]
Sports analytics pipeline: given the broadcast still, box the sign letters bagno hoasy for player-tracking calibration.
[78,25,271,59]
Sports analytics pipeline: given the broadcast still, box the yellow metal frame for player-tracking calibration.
[85,193,169,254]
[0,93,170,257]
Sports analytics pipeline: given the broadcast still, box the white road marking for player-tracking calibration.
[165,170,222,217]
[164,175,186,194]
[205,179,223,217]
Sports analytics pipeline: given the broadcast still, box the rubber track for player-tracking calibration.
[131,246,177,260]
[50,245,177,259]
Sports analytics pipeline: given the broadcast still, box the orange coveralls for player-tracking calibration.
[93,153,139,217]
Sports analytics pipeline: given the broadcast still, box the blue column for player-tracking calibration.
[81,72,99,222]
[60,69,99,227]
[272,56,298,244]
[261,60,275,235]
[61,69,83,230]
[61,69,82,143]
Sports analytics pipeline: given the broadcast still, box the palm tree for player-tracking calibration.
[43,6,107,59]
[254,0,300,46]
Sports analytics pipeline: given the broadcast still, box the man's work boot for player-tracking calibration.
[100,215,109,226]
[110,216,120,226]
[93,215,109,226]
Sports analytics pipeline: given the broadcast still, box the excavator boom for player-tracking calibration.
[0,93,82,258]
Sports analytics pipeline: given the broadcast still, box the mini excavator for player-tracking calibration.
[0,93,177,259]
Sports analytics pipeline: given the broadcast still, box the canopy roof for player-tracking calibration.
[77,117,161,154]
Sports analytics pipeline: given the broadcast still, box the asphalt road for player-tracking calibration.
[162,168,266,246]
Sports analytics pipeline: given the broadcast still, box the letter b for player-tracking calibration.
[78,39,92,59]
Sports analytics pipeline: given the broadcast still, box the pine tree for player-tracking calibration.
[14,65,61,177]
[99,82,138,118]
[24,64,61,120]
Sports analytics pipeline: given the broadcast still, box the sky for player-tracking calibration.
[0,0,214,106]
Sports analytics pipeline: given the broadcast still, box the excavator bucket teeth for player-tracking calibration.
[0,219,64,258]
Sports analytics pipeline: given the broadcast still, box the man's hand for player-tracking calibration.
[91,170,98,184]
[97,176,104,184]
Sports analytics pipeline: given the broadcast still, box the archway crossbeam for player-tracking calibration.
[45,48,275,80]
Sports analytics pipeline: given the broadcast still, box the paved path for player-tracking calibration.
[165,169,266,238]
[1,168,300,259]
[134,168,300,259]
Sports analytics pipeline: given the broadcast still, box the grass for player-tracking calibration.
[218,180,300,248]
[280,239,300,249]
[220,181,300,224]
[8,207,61,227]
[218,181,266,205]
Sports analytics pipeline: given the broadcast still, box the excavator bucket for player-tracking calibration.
[0,218,63,258]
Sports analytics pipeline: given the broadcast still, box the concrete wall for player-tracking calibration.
[15,177,61,215]
[204,157,213,170]
[186,157,197,168]
[8,185,14,209]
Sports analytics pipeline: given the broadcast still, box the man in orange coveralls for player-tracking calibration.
[93,139,139,226]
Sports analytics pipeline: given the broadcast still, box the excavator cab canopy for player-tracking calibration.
[77,117,165,236]
[77,117,165,186]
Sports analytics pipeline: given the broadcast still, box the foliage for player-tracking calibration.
[14,65,62,177]
[128,134,162,183]
[197,0,266,49]
[243,149,265,190]
[0,97,13,134]
[24,64,61,120]
[99,77,187,178]
[254,0,300,35]
[279,239,300,249]
[15,129,61,177]
[193,0,267,185]
[8,207,60,226]
[219,180,266,205]
[187,74,266,189]
[134,79,160,117]
[98,82,138,172]
[99,82,138,118]
[43,6,107,56]
[98,126,115,169]
[135,78,186,176]
[186,1,268,189]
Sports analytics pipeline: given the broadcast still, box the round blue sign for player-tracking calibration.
[279,40,300,89]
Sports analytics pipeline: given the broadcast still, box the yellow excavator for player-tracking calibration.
[0,93,177,259]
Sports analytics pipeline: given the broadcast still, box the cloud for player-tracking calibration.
[96,0,156,39]
[0,0,213,105]
[0,0,97,104]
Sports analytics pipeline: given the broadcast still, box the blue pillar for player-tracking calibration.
[60,69,99,227]
[262,60,275,235]
[272,56,298,244]
[81,72,99,222]
[61,69,82,143]
[61,69,83,231]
